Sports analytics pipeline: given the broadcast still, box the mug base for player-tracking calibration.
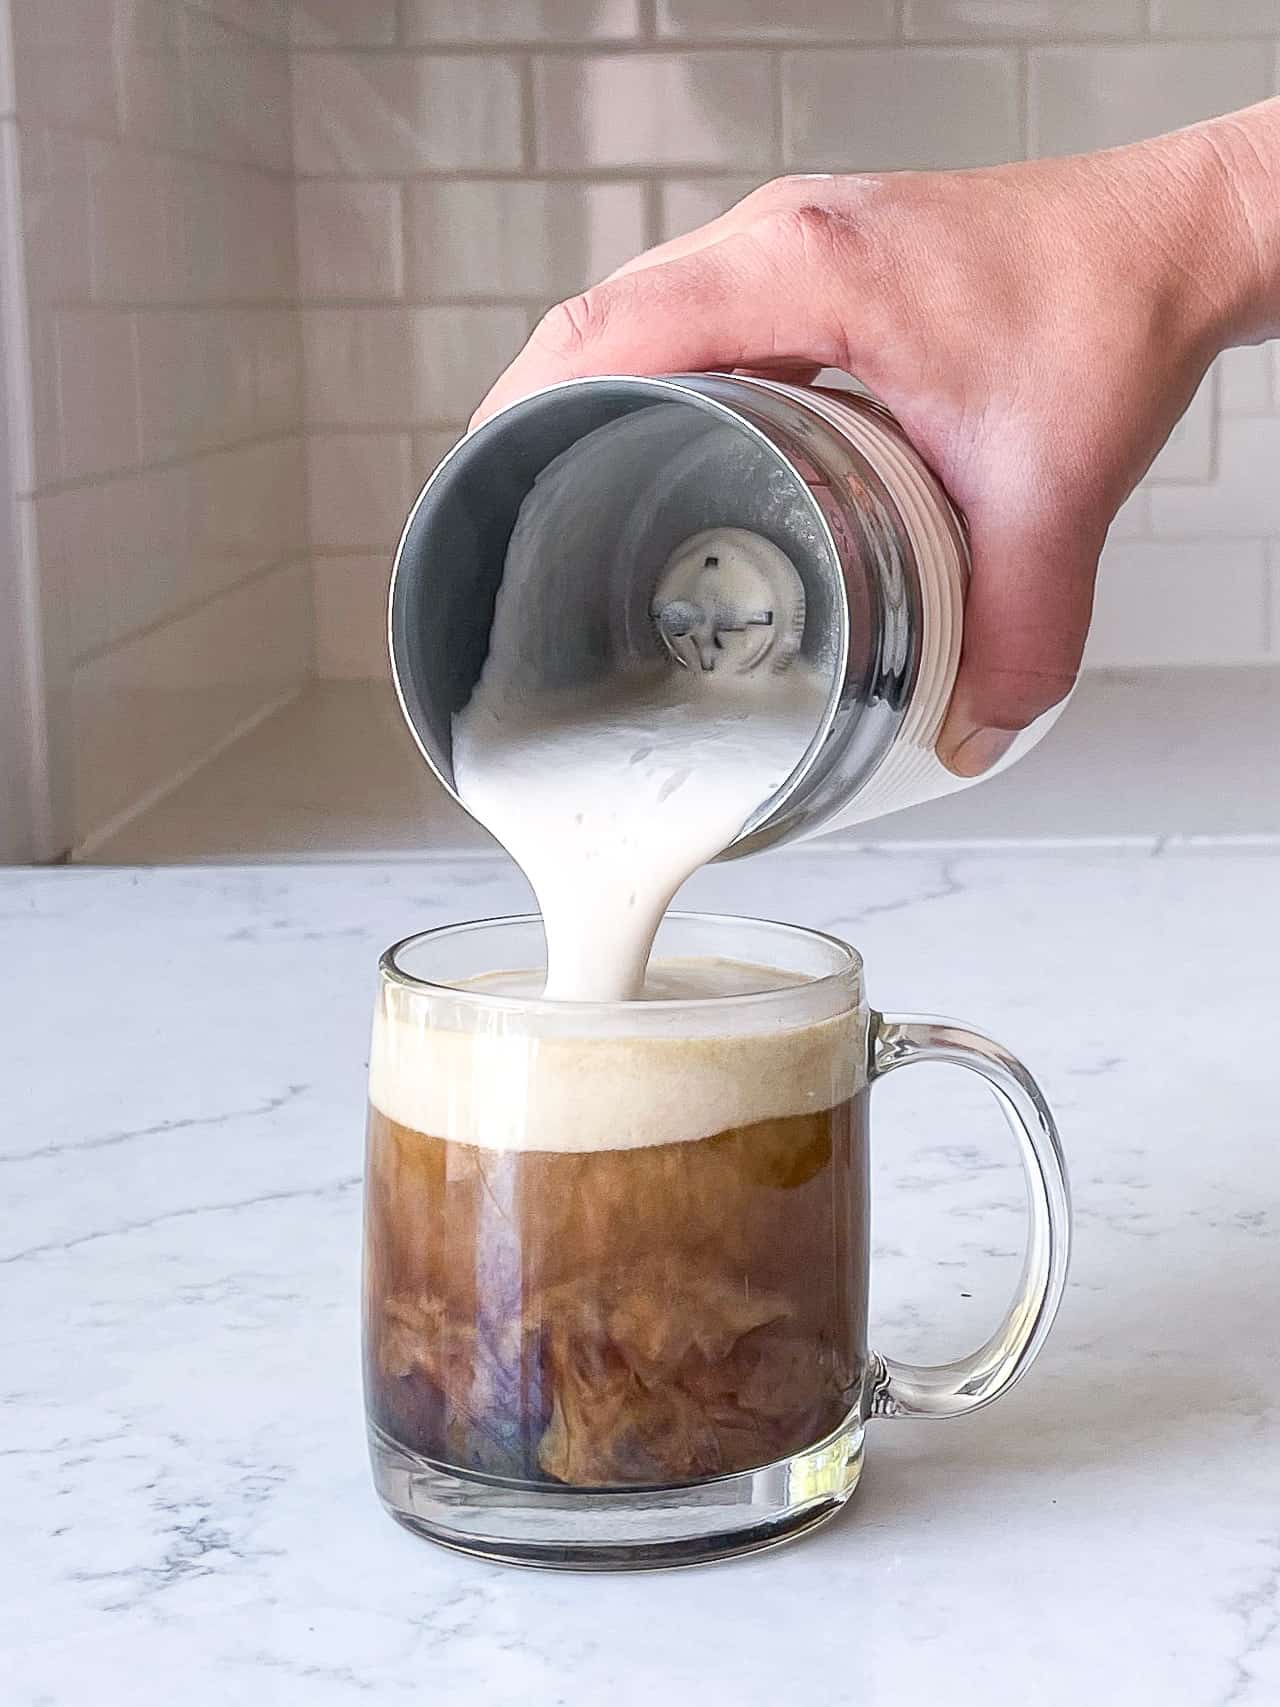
[367,1414,865,1571]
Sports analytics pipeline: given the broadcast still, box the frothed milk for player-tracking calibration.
[453,670,827,1000]
[370,956,865,1154]
[450,486,830,999]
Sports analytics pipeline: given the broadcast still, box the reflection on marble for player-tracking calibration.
[5,848,1280,1705]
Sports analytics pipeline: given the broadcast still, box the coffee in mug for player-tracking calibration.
[365,957,868,1489]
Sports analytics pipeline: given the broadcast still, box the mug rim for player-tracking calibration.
[380,911,863,1017]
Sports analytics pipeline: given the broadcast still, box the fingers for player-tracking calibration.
[937,504,1098,776]
[471,217,848,426]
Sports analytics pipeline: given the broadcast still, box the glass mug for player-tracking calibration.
[363,914,1070,1570]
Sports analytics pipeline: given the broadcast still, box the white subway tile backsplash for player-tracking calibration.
[1029,43,1270,157]
[297,181,403,300]
[658,176,765,240]
[290,0,398,46]
[134,309,258,460]
[55,309,141,481]
[658,0,894,39]
[306,431,414,549]
[0,1,13,116]
[1151,419,1280,538]
[234,171,298,301]
[11,0,117,131]
[1217,344,1273,417]
[784,48,1019,170]
[19,129,91,303]
[1085,540,1268,667]
[246,308,304,432]
[292,52,522,175]
[9,0,312,842]
[301,306,528,426]
[71,558,311,844]
[26,310,61,487]
[1149,1,1280,35]
[102,465,195,651]
[406,181,647,299]
[1145,372,1215,484]
[905,1,1142,40]
[35,482,113,661]
[177,166,295,302]
[535,53,774,171]
[38,465,192,661]
[313,553,391,678]
[115,0,185,149]
[191,437,307,582]
[403,1,640,43]
[184,8,293,172]
[191,0,290,44]
[88,141,181,303]
[50,441,306,668]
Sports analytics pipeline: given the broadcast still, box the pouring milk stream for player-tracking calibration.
[453,523,828,1000]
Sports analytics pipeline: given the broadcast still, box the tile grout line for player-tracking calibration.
[519,51,537,173]
[643,177,663,251]
[71,680,309,862]
[20,115,297,183]
[186,0,289,53]
[73,551,312,670]
[771,49,785,172]
[282,33,1223,57]
[293,167,768,185]
[126,310,145,471]
[18,424,306,504]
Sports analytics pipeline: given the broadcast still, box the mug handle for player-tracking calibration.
[867,1014,1071,1420]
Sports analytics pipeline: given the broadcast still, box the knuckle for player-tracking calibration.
[530,290,610,365]
[746,203,857,368]
[762,201,842,258]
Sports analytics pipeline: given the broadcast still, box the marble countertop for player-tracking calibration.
[6,848,1280,1706]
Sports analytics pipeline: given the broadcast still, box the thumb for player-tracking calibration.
[937,505,1098,776]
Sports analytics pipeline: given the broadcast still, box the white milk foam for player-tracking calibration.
[369,958,866,1154]
[452,668,829,1002]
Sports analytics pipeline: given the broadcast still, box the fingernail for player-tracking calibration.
[940,724,1017,779]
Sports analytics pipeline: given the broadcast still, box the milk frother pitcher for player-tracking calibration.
[388,375,1061,851]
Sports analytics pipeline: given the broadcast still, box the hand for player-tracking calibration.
[474,123,1262,773]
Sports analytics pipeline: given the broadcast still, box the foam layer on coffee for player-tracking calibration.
[369,957,865,1153]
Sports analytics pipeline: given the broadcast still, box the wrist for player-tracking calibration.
[1156,102,1280,348]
